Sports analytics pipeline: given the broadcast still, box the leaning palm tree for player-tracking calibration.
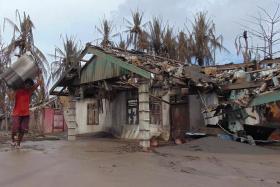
[51,36,82,82]
[148,17,164,55]
[190,12,228,66]
[3,10,49,102]
[95,18,118,48]
[124,10,149,51]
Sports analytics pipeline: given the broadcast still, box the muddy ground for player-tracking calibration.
[0,136,279,187]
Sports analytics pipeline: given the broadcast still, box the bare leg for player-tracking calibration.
[17,116,29,147]
[11,116,20,145]
[11,132,17,143]
[17,131,24,146]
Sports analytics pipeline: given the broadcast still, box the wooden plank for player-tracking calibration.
[222,81,265,90]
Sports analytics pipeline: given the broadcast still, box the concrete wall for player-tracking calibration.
[75,92,208,140]
[188,95,205,131]
[111,91,170,140]
[110,91,130,137]
[160,92,171,140]
[75,90,167,140]
[75,92,137,138]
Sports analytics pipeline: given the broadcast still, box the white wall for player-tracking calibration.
[75,92,132,138]
[75,91,170,140]
[75,98,112,134]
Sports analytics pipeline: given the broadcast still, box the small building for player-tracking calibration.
[50,44,212,147]
[29,97,66,134]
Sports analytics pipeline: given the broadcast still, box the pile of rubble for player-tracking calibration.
[199,60,280,143]
[95,46,280,144]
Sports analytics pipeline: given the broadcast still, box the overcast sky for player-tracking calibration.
[0,0,278,64]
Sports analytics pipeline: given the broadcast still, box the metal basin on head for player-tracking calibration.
[0,54,39,89]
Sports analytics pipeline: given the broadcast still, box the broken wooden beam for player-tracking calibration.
[222,81,265,90]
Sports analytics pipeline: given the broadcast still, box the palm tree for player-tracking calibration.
[124,10,149,51]
[149,17,164,55]
[51,36,82,82]
[161,26,177,59]
[177,31,192,63]
[95,18,118,48]
[190,12,227,66]
[137,30,149,52]
[117,35,128,50]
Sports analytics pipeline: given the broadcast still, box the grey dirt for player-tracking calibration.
[0,137,279,187]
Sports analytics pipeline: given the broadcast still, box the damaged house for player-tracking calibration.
[50,44,215,147]
[50,44,280,147]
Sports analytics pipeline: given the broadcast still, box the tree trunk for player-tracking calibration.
[198,58,204,66]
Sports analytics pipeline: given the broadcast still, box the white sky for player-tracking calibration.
[0,0,279,64]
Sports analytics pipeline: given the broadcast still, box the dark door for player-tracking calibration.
[170,96,189,139]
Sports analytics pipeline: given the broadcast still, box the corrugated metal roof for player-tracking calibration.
[81,56,129,84]
[80,47,151,84]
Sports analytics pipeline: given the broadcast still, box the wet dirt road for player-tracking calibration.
[0,137,279,187]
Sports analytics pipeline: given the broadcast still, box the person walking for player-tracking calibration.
[9,77,43,148]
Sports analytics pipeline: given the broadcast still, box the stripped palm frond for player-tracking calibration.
[125,10,149,51]
[190,12,227,66]
[177,31,192,63]
[117,35,128,50]
[4,11,50,102]
[162,25,177,59]
[149,17,164,55]
[51,36,82,82]
[95,18,117,48]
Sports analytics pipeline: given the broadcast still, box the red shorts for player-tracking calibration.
[12,116,30,133]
